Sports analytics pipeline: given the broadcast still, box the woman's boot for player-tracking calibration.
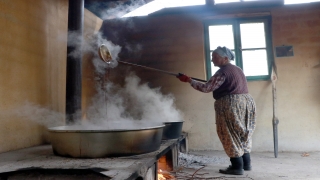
[219,157,244,175]
[242,153,252,171]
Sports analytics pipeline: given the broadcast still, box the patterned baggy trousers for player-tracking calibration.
[214,94,256,158]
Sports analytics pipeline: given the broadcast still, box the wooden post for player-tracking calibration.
[271,64,279,158]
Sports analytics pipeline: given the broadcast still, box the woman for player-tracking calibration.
[177,46,256,175]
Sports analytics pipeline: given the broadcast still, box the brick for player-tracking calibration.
[291,26,320,37]
[309,36,320,43]
[306,20,320,28]
[287,37,305,44]
[277,30,295,38]
[282,22,299,29]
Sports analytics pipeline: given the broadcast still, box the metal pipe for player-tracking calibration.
[66,0,84,124]
[118,60,207,82]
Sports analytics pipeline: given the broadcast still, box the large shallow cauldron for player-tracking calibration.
[162,121,184,140]
[48,122,164,158]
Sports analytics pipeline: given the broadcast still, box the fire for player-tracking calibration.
[158,169,175,180]
[158,169,166,180]
[158,175,165,180]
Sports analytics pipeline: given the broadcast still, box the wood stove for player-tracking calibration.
[0,134,188,180]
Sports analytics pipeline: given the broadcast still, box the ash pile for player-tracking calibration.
[178,152,228,169]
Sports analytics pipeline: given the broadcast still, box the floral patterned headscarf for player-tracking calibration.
[213,46,235,61]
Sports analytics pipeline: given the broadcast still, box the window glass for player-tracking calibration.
[208,25,234,50]
[240,23,266,49]
[205,17,272,80]
[242,50,268,76]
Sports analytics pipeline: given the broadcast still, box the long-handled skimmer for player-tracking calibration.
[98,44,206,82]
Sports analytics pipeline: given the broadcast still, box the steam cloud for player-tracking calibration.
[4,30,182,129]
[5,72,182,129]
[67,31,121,74]
[4,1,183,129]
[86,73,183,127]
[2,102,65,128]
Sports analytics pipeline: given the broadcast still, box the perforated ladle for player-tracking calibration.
[98,44,206,82]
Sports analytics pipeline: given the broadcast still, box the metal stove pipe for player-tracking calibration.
[66,0,84,124]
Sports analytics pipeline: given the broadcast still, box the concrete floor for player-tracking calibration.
[174,150,320,180]
[1,145,320,180]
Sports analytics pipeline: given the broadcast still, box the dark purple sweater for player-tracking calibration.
[213,64,248,100]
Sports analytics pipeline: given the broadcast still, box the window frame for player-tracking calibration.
[203,16,274,81]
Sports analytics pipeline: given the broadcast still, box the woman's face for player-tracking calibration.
[211,52,228,67]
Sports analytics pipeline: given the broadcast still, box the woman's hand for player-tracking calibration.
[176,73,191,83]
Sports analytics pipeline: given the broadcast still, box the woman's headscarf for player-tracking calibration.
[213,46,235,60]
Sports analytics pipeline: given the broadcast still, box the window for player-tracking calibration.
[122,0,205,17]
[204,16,274,81]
